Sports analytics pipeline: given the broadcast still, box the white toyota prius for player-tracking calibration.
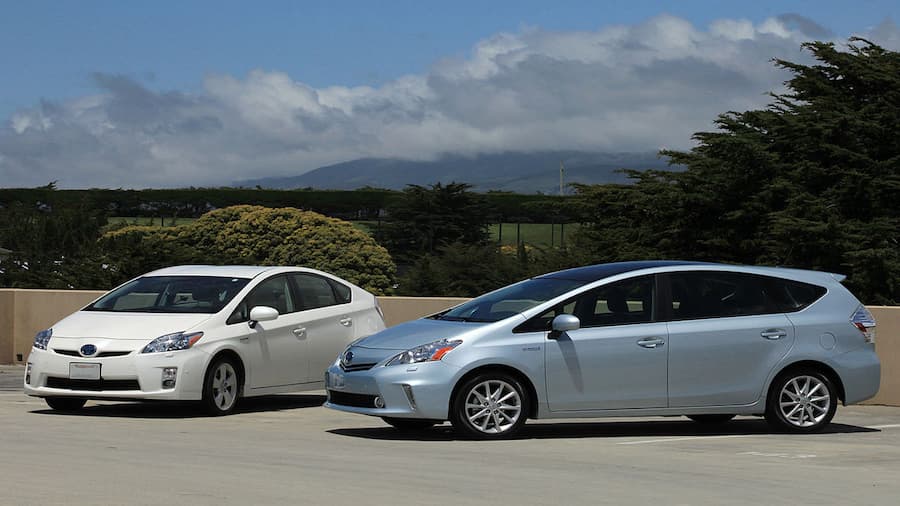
[24,265,386,415]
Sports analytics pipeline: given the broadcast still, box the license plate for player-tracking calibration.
[330,372,345,388]
[69,363,101,380]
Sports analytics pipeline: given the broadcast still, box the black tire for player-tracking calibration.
[45,397,86,412]
[765,368,837,433]
[687,414,736,425]
[202,357,241,416]
[381,417,438,431]
[450,372,529,440]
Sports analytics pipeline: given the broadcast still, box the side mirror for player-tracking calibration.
[248,306,279,328]
[549,314,580,339]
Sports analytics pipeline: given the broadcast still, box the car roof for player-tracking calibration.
[142,265,287,279]
[538,260,845,285]
[538,261,709,282]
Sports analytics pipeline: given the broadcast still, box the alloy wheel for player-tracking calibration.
[211,362,237,411]
[777,375,831,428]
[463,379,523,434]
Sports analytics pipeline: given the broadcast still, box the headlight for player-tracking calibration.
[33,329,52,350]
[141,332,204,354]
[386,339,463,366]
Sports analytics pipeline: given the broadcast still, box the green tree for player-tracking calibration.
[577,38,899,304]
[0,200,114,289]
[375,182,492,263]
[100,205,397,294]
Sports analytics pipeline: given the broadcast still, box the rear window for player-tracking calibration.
[86,276,250,314]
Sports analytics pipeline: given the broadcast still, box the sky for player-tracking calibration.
[1,0,899,188]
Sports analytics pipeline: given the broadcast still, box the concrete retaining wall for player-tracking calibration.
[1,289,896,405]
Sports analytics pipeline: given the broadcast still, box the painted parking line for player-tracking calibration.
[617,434,761,445]
[617,423,900,445]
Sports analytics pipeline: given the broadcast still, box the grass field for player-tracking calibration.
[110,217,580,247]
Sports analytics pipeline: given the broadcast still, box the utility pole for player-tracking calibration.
[559,160,565,196]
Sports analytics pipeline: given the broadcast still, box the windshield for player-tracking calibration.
[85,276,251,314]
[433,277,587,323]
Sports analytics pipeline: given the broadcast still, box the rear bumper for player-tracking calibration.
[830,345,881,405]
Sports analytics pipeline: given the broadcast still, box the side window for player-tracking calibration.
[514,301,577,333]
[764,277,827,312]
[327,278,352,304]
[513,276,653,332]
[293,274,339,310]
[227,275,296,325]
[670,272,775,320]
[573,276,654,328]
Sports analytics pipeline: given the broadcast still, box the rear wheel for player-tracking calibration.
[765,368,836,433]
[202,357,241,416]
[450,373,528,440]
[381,417,437,431]
[687,414,735,425]
[45,397,86,412]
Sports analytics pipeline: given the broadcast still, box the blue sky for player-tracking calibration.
[2,0,899,188]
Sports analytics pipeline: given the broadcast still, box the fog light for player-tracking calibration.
[161,367,178,389]
[25,363,32,385]
[401,384,417,411]
[373,396,385,408]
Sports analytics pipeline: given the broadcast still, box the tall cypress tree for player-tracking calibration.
[578,39,899,304]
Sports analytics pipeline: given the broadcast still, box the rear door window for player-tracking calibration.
[292,273,340,310]
[669,271,776,320]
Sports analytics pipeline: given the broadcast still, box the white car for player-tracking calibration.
[24,265,386,415]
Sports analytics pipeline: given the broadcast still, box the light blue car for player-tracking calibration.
[324,261,880,439]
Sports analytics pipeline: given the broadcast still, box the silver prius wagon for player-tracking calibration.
[325,261,880,439]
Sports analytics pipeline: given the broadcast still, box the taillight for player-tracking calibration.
[851,306,877,343]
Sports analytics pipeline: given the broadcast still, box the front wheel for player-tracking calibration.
[45,397,86,412]
[765,369,837,433]
[450,373,528,440]
[381,417,438,431]
[202,357,241,416]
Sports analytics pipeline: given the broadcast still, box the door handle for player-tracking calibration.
[292,327,307,338]
[760,329,787,340]
[339,317,353,327]
[637,337,665,349]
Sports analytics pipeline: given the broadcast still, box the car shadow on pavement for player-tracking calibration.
[328,418,879,442]
[30,393,327,419]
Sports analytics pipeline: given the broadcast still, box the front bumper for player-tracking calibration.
[324,359,462,420]
[24,346,208,401]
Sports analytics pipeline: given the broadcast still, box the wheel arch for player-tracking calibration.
[207,349,247,397]
[768,360,846,405]
[450,364,540,419]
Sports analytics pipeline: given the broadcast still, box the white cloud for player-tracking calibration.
[1,14,898,188]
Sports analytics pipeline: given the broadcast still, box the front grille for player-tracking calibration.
[340,362,377,372]
[53,349,132,358]
[328,390,381,408]
[45,377,141,391]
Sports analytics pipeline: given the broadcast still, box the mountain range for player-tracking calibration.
[235,151,676,193]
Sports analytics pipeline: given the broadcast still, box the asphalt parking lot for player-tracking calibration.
[2,365,899,505]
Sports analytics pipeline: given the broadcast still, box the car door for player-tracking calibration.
[290,273,355,382]
[544,275,669,411]
[228,274,309,390]
[664,271,796,407]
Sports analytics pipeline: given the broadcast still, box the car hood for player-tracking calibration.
[49,311,214,341]
[355,318,484,351]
